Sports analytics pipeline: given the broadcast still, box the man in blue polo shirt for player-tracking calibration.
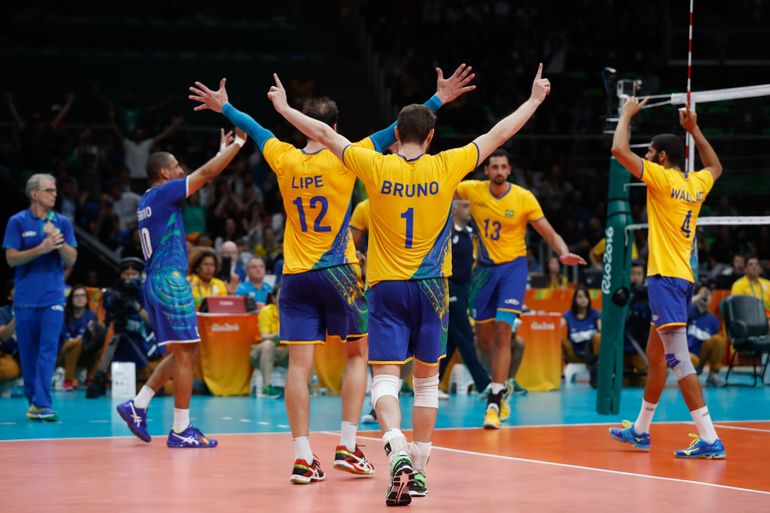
[3,173,77,421]
[236,256,273,306]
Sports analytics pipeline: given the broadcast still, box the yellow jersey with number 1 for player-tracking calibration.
[341,143,479,285]
[641,160,714,282]
[455,180,544,265]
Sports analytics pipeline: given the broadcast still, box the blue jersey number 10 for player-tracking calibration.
[293,196,331,233]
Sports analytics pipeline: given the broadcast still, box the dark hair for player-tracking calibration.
[146,151,175,182]
[265,285,280,305]
[188,246,220,276]
[485,149,511,166]
[631,259,645,268]
[570,285,592,316]
[302,97,338,128]
[65,284,89,320]
[396,104,436,145]
[651,133,685,170]
[746,255,760,265]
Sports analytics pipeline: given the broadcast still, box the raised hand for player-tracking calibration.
[436,63,476,104]
[189,78,229,113]
[678,106,698,132]
[559,253,587,266]
[620,96,649,119]
[267,73,288,113]
[219,128,235,151]
[530,63,551,105]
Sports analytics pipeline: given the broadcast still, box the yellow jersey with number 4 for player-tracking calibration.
[341,143,479,285]
[456,180,544,265]
[262,138,376,275]
[641,160,714,282]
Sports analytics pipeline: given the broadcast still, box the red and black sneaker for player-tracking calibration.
[290,457,326,484]
[333,445,375,476]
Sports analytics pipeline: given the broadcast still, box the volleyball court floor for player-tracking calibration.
[1,380,768,512]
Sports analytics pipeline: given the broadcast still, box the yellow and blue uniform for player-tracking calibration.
[456,180,544,325]
[641,160,714,329]
[730,276,770,313]
[223,97,443,344]
[342,142,479,364]
[349,198,370,233]
[3,209,76,408]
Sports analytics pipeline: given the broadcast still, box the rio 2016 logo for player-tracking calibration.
[601,226,614,294]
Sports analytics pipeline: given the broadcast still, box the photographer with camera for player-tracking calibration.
[623,259,651,386]
[87,257,157,398]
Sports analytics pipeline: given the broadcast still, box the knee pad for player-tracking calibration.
[412,374,440,409]
[659,328,696,380]
[371,374,400,408]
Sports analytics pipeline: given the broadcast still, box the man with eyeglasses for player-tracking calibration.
[3,173,77,421]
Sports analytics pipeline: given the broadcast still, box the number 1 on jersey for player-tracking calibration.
[681,209,693,238]
[401,208,414,248]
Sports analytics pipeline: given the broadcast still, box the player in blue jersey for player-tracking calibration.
[4,173,77,421]
[116,128,247,448]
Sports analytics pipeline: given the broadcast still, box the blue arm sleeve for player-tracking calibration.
[221,103,275,153]
[369,94,444,152]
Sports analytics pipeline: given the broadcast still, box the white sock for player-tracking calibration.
[409,441,431,473]
[690,406,718,444]
[294,436,313,463]
[383,428,408,463]
[633,400,657,434]
[134,386,155,410]
[172,408,189,433]
[490,382,505,395]
[340,421,358,452]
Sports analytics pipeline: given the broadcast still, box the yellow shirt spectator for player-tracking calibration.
[187,274,229,310]
[258,304,280,339]
[730,257,770,312]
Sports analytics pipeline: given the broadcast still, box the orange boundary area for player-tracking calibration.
[1,423,768,512]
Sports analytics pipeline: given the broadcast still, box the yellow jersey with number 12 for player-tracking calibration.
[642,160,714,282]
[341,143,479,285]
[261,138,375,275]
[456,180,544,265]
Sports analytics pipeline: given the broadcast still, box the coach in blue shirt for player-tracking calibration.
[3,174,77,421]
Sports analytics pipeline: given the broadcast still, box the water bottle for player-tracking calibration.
[310,372,320,397]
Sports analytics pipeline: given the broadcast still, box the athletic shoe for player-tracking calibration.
[500,382,512,421]
[674,434,726,459]
[333,445,375,476]
[705,374,725,387]
[63,380,78,390]
[166,425,218,448]
[483,404,501,429]
[116,399,151,443]
[261,385,283,398]
[609,420,650,450]
[386,455,414,506]
[26,406,58,422]
[409,471,428,497]
[511,379,528,396]
[290,457,325,484]
[438,389,450,400]
[362,408,378,425]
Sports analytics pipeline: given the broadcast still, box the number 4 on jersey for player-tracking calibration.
[680,209,693,238]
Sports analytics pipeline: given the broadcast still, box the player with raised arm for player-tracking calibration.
[116,128,247,448]
[609,97,725,459]
[188,65,475,484]
[267,64,550,506]
[457,149,586,429]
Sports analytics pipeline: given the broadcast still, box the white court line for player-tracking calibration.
[715,424,770,434]
[325,431,770,497]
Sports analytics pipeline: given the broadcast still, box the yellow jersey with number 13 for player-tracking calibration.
[341,143,479,285]
[641,160,714,282]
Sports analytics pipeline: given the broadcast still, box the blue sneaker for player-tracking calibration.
[674,434,726,459]
[116,400,151,443]
[609,420,650,450]
[27,406,59,422]
[167,426,218,448]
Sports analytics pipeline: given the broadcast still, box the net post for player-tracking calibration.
[596,158,633,415]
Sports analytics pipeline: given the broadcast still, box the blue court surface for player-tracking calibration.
[2,380,768,441]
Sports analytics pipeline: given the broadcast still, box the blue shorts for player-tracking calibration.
[143,271,200,345]
[469,257,527,325]
[367,278,449,365]
[279,265,367,344]
[648,275,695,330]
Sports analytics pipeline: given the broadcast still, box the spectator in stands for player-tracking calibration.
[6,92,75,170]
[0,280,21,388]
[710,253,745,289]
[219,240,247,285]
[624,259,650,386]
[730,256,770,312]
[236,257,273,307]
[118,228,144,260]
[561,285,601,364]
[187,247,229,310]
[108,179,142,234]
[57,285,99,390]
[251,287,287,398]
[255,226,282,270]
[182,193,207,242]
[686,285,726,387]
[546,255,568,289]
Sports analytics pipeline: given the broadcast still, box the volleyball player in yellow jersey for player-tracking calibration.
[610,97,726,459]
[189,66,476,485]
[456,151,586,429]
[268,64,551,506]
[349,198,370,249]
